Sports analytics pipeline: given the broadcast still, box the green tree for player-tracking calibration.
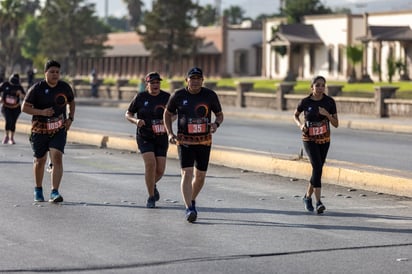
[0,0,31,74]
[346,45,363,83]
[38,0,110,75]
[20,15,42,62]
[122,0,143,30]
[284,0,332,23]
[223,5,245,25]
[196,4,217,26]
[106,16,130,32]
[138,0,201,77]
[387,57,396,83]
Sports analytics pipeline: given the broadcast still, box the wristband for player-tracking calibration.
[68,116,74,122]
[215,121,220,128]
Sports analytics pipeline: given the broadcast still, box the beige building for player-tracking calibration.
[74,22,262,79]
[263,10,412,82]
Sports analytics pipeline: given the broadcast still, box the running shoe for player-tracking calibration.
[49,189,63,203]
[34,187,44,202]
[146,196,156,208]
[8,139,15,145]
[316,201,326,214]
[154,185,160,201]
[303,195,314,212]
[185,207,197,223]
[191,200,197,214]
[2,136,9,144]
[46,162,53,173]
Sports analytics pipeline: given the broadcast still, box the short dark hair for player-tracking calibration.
[44,60,61,72]
[311,75,326,86]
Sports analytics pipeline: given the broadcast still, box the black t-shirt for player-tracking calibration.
[127,90,170,139]
[166,87,222,145]
[24,80,74,123]
[0,82,25,108]
[296,94,337,143]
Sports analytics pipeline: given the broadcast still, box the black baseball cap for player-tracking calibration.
[9,73,20,85]
[145,72,162,82]
[187,67,203,78]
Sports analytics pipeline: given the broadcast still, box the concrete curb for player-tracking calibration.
[3,120,412,198]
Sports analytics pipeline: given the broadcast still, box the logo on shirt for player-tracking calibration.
[144,101,149,107]
[45,89,49,94]
[183,99,188,106]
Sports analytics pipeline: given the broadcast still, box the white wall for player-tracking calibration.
[226,29,262,76]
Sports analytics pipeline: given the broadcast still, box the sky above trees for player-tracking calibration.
[89,0,412,19]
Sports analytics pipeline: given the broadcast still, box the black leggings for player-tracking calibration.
[2,106,21,132]
[303,141,330,188]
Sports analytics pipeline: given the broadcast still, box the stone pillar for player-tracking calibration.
[169,80,183,93]
[374,86,398,117]
[116,79,129,100]
[326,85,343,96]
[235,82,254,108]
[276,82,295,110]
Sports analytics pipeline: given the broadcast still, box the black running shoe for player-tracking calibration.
[303,195,314,212]
[154,186,160,201]
[185,207,197,223]
[146,196,156,208]
[316,201,326,214]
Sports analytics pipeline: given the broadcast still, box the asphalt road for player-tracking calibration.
[17,105,412,172]
[0,133,411,273]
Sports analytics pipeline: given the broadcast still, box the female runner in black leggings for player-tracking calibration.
[293,75,339,214]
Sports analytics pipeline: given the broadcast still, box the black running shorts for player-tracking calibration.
[30,129,67,158]
[178,144,211,171]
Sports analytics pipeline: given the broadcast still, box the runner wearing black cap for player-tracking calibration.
[164,67,224,223]
[21,60,75,203]
[0,73,25,144]
[125,72,171,208]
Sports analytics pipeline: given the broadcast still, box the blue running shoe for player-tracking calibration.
[146,196,156,208]
[154,186,160,201]
[185,207,197,223]
[316,201,326,214]
[49,189,63,203]
[34,187,44,202]
[303,195,314,212]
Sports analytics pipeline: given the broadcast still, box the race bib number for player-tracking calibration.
[46,117,63,131]
[151,119,165,134]
[5,95,17,105]
[187,118,208,134]
[307,121,328,136]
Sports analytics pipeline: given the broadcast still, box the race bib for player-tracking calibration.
[307,121,328,136]
[187,118,208,134]
[5,95,17,105]
[46,116,63,131]
[151,119,165,134]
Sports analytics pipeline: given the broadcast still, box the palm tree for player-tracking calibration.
[346,45,363,83]
[0,0,26,74]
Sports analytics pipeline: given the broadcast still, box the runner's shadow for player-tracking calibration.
[196,216,412,234]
